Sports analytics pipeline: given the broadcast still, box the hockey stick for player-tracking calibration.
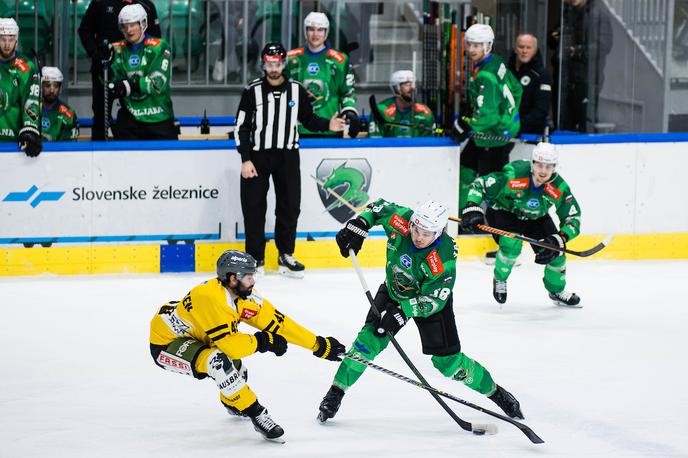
[312,175,610,258]
[101,40,110,141]
[342,352,544,444]
[449,216,612,257]
[348,250,496,436]
[30,49,43,137]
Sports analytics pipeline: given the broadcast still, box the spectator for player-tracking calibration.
[78,0,161,140]
[507,33,552,135]
[454,23,522,211]
[40,67,79,142]
[369,70,435,137]
[549,0,612,132]
[235,43,345,278]
[106,5,176,140]
[286,12,360,138]
[0,18,41,157]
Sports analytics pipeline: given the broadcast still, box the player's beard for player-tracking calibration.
[231,282,253,300]
[266,69,283,82]
[400,93,413,103]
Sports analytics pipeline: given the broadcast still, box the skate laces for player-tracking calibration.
[494,280,507,293]
[554,290,572,300]
[255,409,277,430]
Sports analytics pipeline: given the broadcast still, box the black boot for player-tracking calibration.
[246,402,285,443]
[549,290,581,307]
[488,385,524,419]
[317,385,345,423]
[493,278,507,304]
[278,253,305,278]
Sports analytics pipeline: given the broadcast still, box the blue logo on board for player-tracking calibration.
[307,62,319,75]
[2,185,65,208]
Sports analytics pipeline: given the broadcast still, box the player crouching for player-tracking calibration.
[149,250,344,443]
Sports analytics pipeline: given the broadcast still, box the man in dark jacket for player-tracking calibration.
[507,33,552,136]
[78,0,161,140]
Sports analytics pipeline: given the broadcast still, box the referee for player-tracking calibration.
[235,42,345,278]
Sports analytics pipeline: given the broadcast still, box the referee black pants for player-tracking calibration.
[240,148,301,262]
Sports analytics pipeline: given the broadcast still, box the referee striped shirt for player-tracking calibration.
[235,77,330,162]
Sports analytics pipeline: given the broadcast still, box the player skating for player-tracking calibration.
[317,199,523,423]
[460,142,582,307]
[149,250,344,443]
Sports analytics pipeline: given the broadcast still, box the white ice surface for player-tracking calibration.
[2,260,687,457]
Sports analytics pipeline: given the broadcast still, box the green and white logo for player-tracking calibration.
[315,158,371,223]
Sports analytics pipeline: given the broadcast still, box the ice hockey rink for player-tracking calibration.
[2,259,687,457]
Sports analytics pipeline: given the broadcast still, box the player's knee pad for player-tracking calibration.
[206,349,247,398]
[151,339,209,379]
[432,352,495,395]
[498,236,522,258]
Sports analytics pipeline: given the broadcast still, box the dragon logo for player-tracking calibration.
[315,159,371,223]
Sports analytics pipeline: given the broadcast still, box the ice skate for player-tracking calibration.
[317,385,345,423]
[549,290,582,308]
[250,406,285,443]
[278,253,304,279]
[493,278,507,304]
[488,385,524,419]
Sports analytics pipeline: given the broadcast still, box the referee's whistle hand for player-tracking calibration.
[241,161,258,178]
[329,114,346,132]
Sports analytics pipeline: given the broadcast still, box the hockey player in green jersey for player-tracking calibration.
[460,142,582,307]
[0,18,41,156]
[286,12,360,138]
[107,4,177,140]
[40,67,79,142]
[369,70,435,138]
[455,23,522,210]
[317,199,523,422]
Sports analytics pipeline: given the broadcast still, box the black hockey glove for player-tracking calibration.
[107,78,140,99]
[460,204,485,234]
[534,233,567,265]
[313,336,345,361]
[254,331,288,356]
[374,303,408,337]
[18,129,42,157]
[341,110,361,138]
[452,116,473,142]
[336,217,369,257]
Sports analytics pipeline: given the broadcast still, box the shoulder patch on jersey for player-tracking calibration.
[544,183,562,200]
[384,104,396,117]
[326,48,345,63]
[508,177,530,190]
[240,308,258,320]
[287,47,304,57]
[13,58,29,73]
[426,250,444,275]
[58,104,74,119]
[144,37,161,47]
[112,40,127,48]
[565,194,573,203]
[389,213,410,236]
[414,103,431,115]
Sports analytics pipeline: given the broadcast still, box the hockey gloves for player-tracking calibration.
[534,233,567,265]
[18,128,42,157]
[336,217,369,257]
[107,78,140,99]
[460,204,485,234]
[254,331,288,356]
[374,303,408,337]
[341,110,361,138]
[452,116,473,142]
[313,336,345,361]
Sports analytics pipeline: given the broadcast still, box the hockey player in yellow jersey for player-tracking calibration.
[149,250,344,443]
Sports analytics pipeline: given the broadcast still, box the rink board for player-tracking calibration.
[0,136,687,275]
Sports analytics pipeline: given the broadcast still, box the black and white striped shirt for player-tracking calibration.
[235,77,330,161]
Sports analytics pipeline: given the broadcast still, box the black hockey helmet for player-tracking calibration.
[261,42,287,65]
[216,250,257,284]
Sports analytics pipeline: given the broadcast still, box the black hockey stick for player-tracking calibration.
[101,40,110,141]
[450,216,612,257]
[342,352,544,444]
[30,48,43,137]
[348,250,496,436]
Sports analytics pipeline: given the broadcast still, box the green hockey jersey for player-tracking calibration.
[41,101,79,141]
[0,52,40,142]
[466,159,581,240]
[466,53,522,147]
[359,198,458,319]
[110,36,173,123]
[369,97,435,137]
[286,46,357,136]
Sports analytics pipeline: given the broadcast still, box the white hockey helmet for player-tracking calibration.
[465,23,494,54]
[304,12,329,39]
[42,66,64,83]
[531,142,558,170]
[119,4,148,32]
[0,17,19,36]
[411,200,449,241]
[390,70,415,95]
